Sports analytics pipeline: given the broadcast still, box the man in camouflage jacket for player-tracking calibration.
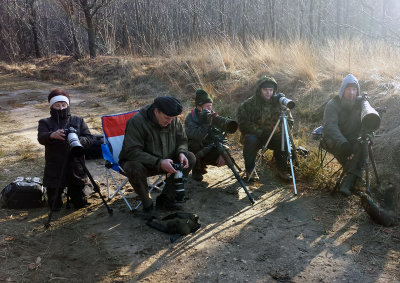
[237,76,293,181]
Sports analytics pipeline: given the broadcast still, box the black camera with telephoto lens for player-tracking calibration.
[64,126,84,156]
[272,93,295,109]
[171,163,185,202]
[358,93,381,132]
[199,109,238,134]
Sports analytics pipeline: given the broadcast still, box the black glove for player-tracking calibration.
[199,110,212,125]
[341,141,353,157]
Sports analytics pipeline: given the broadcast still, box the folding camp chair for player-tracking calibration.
[101,110,165,212]
[312,126,337,169]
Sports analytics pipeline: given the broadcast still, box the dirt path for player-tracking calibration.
[0,73,399,283]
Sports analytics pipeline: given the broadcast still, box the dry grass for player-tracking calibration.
[1,37,400,200]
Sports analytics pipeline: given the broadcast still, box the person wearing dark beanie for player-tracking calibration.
[38,89,93,211]
[119,96,196,214]
[184,88,225,182]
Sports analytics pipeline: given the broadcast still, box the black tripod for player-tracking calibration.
[45,159,113,228]
[249,106,298,195]
[333,132,380,195]
[196,127,255,205]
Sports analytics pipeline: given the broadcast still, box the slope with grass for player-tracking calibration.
[0,38,400,281]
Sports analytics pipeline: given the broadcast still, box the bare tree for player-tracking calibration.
[28,0,41,57]
[77,0,112,58]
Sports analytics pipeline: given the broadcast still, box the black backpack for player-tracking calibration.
[1,177,45,209]
[84,134,104,160]
[146,212,201,240]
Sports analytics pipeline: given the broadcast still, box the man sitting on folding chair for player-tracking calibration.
[119,96,196,215]
[322,74,368,196]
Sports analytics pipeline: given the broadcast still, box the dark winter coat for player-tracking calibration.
[322,74,362,153]
[237,76,293,142]
[184,108,213,146]
[38,115,93,188]
[119,104,188,171]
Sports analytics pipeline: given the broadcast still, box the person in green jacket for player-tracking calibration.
[119,96,196,213]
[322,74,366,195]
[237,76,293,182]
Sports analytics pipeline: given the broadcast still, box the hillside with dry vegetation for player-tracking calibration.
[0,38,399,282]
[2,38,400,198]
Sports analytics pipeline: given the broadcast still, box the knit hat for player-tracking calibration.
[260,81,276,89]
[195,89,213,106]
[153,96,183,116]
[48,89,70,107]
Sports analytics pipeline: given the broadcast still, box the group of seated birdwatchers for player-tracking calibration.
[38,73,380,221]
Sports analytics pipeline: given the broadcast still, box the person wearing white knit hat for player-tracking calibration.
[38,89,93,210]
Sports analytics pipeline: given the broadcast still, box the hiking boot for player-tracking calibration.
[277,170,292,182]
[339,174,356,196]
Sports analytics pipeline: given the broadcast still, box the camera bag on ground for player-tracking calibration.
[84,134,104,160]
[1,177,45,209]
[146,212,201,236]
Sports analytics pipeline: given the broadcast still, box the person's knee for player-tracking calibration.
[185,151,196,170]
[188,141,202,154]
[123,161,147,180]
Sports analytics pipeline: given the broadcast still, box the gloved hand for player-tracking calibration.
[199,109,212,124]
[341,141,353,157]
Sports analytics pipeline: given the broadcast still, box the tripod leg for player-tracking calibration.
[225,150,242,172]
[80,160,113,215]
[219,146,255,204]
[248,119,281,181]
[45,157,70,229]
[287,126,298,165]
[333,170,345,192]
[362,141,371,195]
[282,116,297,195]
[368,144,380,185]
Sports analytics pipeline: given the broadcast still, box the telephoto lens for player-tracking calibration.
[65,127,84,156]
[360,97,380,132]
[273,93,295,109]
[172,163,185,202]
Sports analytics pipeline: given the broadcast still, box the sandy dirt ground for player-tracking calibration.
[0,73,399,283]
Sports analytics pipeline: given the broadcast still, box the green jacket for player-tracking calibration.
[237,76,293,141]
[119,104,188,170]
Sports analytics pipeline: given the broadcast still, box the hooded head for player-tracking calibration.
[338,74,360,99]
[256,76,278,101]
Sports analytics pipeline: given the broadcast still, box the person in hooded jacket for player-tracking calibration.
[237,76,293,182]
[38,89,93,210]
[322,74,367,195]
